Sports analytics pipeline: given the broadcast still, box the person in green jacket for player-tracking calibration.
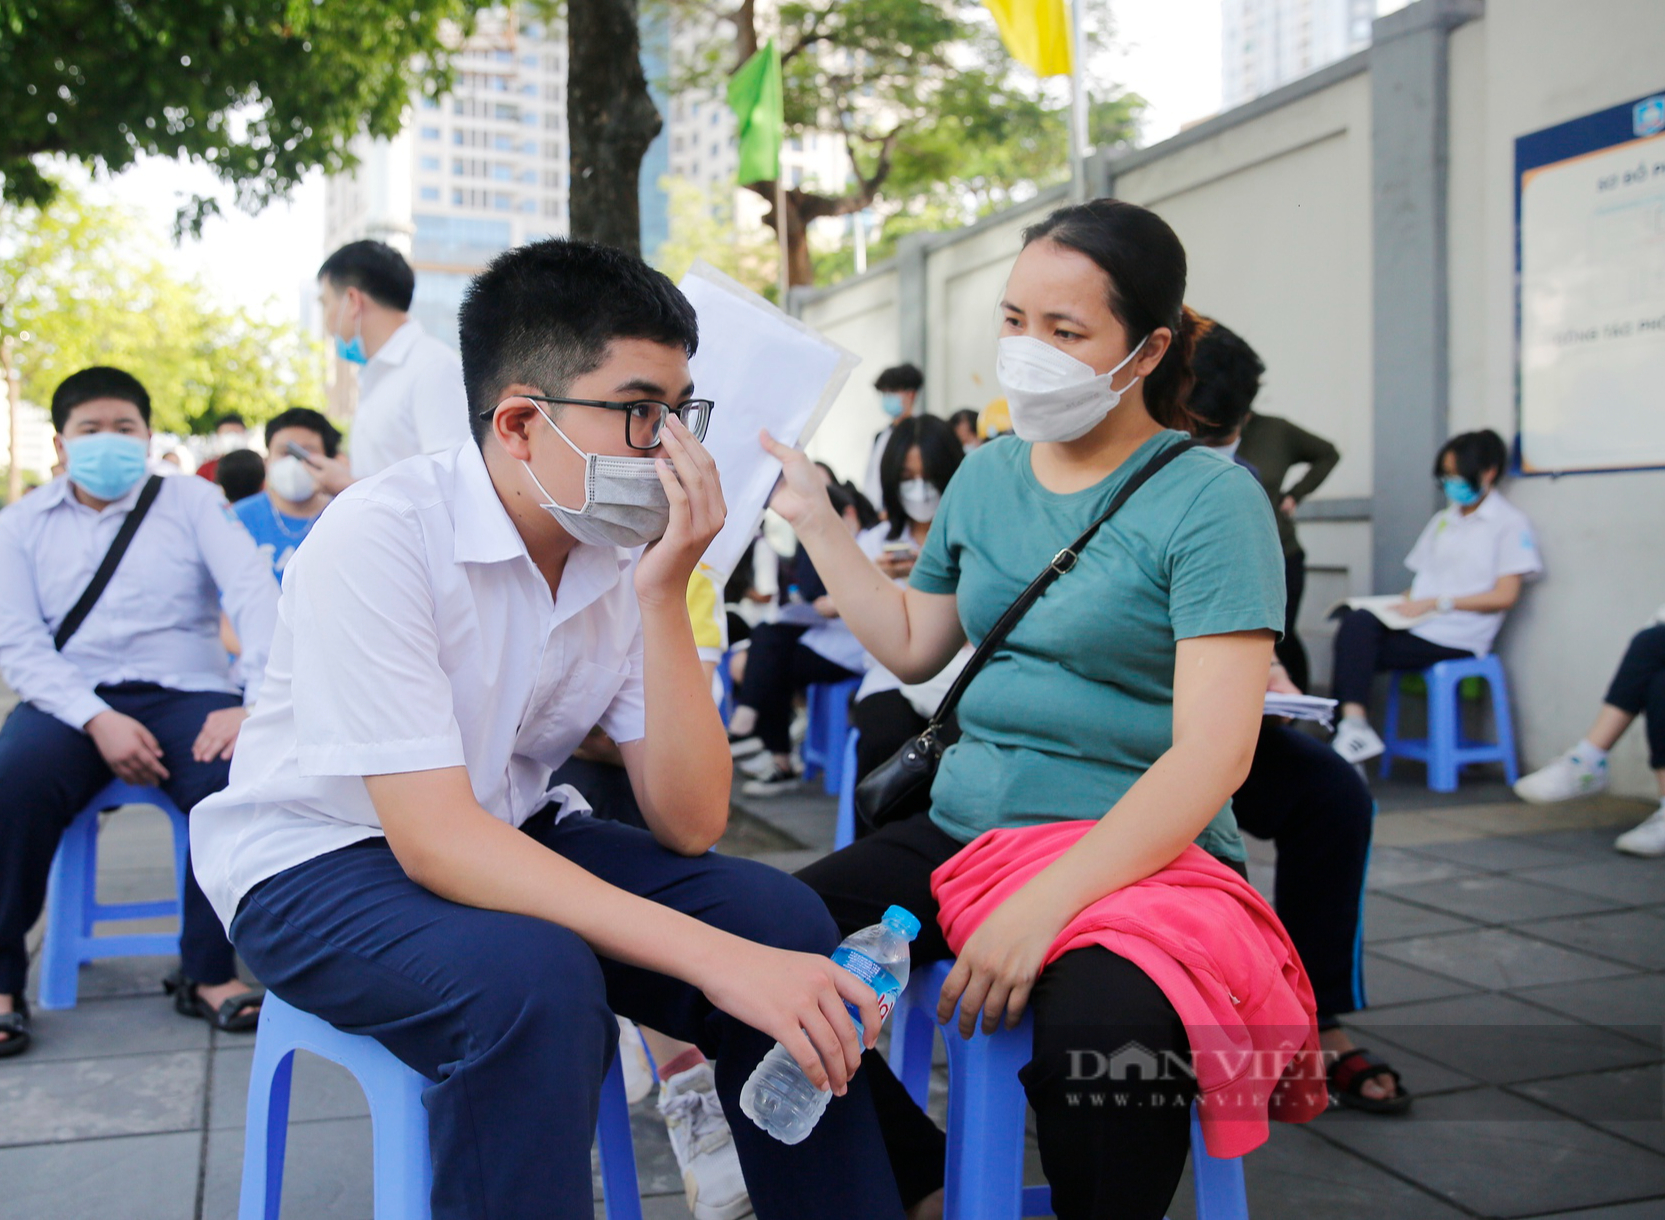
[1189,322,1339,692]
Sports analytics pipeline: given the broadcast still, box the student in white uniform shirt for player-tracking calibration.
[307,240,471,490]
[1330,429,1543,765]
[0,367,278,1057]
[190,240,906,1220]
[860,362,923,506]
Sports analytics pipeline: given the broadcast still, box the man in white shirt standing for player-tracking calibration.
[0,367,279,1056]
[191,241,905,1220]
[310,240,471,489]
[861,362,923,507]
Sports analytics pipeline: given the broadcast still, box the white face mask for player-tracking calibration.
[520,403,671,548]
[266,455,317,504]
[898,478,941,523]
[995,334,1148,443]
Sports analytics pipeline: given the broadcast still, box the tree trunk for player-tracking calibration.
[567,0,662,255]
[750,181,883,287]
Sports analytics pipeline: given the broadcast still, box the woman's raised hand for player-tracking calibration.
[760,429,831,529]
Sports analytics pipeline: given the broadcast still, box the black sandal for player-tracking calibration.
[163,971,264,1033]
[0,995,29,1058]
[1329,1047,1413,1115]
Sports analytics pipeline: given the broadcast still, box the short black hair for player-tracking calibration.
[265,407,343,459]
[948,408,979,434]
[318,240,416,312]
[874,363,924,393]
[1435,429,1508,488]
[215,448,266,503]
[878,415,964,540]
[216,412,246,430]
[1187,319,1265,442]
[51,366,151,432]
[459,238,699,446]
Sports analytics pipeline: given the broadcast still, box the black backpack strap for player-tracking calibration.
[54,475,165,651]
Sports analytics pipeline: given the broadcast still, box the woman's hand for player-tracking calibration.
[876,549,916,580]
[937,882,1074,1038]
[760,429,835,531]
[636,417,726,608]
[699,940,882,1095]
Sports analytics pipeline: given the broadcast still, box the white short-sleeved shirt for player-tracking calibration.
[1405,489,1543,655]
[191,442,646,928]
[348,319,472,479]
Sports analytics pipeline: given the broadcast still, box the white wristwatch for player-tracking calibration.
[1435,595,1455,614]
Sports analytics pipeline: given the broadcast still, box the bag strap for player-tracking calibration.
[54,475,165,651]
[920,438,1199,734]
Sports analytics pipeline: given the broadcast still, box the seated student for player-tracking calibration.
[189,241,905,1220]
[727,482,872,796]
[1330,429,1542,765]
[947,408,981,453]
[215,447,267,505]
[0,367,279,1057]
[233,407,343,582]
[1516,612,1665,856]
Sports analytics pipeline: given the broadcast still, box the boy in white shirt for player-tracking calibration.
[190,240,903,1219]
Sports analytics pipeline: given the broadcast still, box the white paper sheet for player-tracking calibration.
[679,261,859,582]
[1263,692,1338,728]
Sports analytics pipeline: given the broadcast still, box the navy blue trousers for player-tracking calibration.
[0,682,241,997]
[1605,624,1665,769]
[230,812,906,1220]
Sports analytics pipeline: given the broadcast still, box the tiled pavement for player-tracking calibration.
[4,757,1663,1218]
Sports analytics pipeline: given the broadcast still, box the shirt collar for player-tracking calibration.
[369,318,424,369]
[38,469,151,515]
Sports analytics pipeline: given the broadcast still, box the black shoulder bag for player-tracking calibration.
[53,475,165,651]
[853,440,1198,831]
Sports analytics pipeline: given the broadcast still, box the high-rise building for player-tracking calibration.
[324,9,569,369]
[1221,0,1375,110]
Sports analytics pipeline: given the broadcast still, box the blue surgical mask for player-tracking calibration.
[333,297,368,365]
[65,433,149,501]
[1442,476,1481,507]
[880,392,905,419]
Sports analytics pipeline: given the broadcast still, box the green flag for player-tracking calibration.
[727,39,783,186]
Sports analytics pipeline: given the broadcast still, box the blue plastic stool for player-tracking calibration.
[834,728,860,849]
[39,780,189,1011]
[800,677,861,795]
[240,993,643,1220]
[890,960,1249,1220]
[718,646,737,726]
[1380,654,1519,792]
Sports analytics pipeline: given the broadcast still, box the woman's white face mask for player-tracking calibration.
[898,478,941,523]
[995,334,1147,444]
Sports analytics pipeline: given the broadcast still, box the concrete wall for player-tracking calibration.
[795,267,901,481]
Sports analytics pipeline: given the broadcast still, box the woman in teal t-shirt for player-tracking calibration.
[775,199,1285,1220]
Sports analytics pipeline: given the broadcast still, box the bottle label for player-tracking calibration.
[831,946,902,1030]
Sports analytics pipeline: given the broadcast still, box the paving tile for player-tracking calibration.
[0,1049,206,1144]
[1347,992,1659,1085]
[1362,892,1483,943]
[1514,1065,1665,1155]
[1383,874,1626,923]
[27,952,180,1003]
[90,806,183,871]
[1527,827,1649,858]
[1516,909,1665,972]
[1214,1122,1469,1220]
[91,865,181,906]
[1524,860,1665,909]
[1370,928,1636,992]
[1315,1087,1665,1218]
[1406,836,1586,873]
[1357,953,1482,1006]
[209,1046,372,1129]
[1527,1199,1665,1218]
[1368,811,1483,847]
[1366,846,1482,890]
[0,1129,201,1220]
[23,993,210,1062]
[200,1116,373,1220]
[1512,974,1665,1030]
[1323,1030,1480,1096]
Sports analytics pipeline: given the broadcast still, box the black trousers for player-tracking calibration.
[796,814,1198,1220]
[1233,722,1375,1021]
[1330,607,1471,706]
[1277,552,1311,692]
[850,690,935,833]
[735,622,860,755]
[1605,624,1665,769]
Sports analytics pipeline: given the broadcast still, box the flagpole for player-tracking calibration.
[775,172,790,306]
[1069,0,1088,202]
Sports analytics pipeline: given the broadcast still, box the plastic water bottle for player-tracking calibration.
[740,905,922,1144]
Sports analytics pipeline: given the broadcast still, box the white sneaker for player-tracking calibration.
[1332,719,1385,765]
[741,763,802,797]
[658,1062,754,1220]
[1614,806,1665,857]
[1515,749,1609,804]
[728,734,764,760]
[737,750,778,780]
[616,1017,654,1104]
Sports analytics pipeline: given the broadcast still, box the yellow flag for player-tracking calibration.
[984,0,1073,78]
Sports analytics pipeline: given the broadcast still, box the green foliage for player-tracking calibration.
[0,187,325,436]
[652,177,777,296]
[0,0,488,228]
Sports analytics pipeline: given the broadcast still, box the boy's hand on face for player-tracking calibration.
[635,416,725,607]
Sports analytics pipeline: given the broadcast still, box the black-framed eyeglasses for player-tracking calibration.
[489,395,714,451]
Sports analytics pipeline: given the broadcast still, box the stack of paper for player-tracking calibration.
[1331,594,1435,632]
[1263,692,1339,727]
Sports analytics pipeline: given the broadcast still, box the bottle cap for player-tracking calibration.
[881,905,922,941]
